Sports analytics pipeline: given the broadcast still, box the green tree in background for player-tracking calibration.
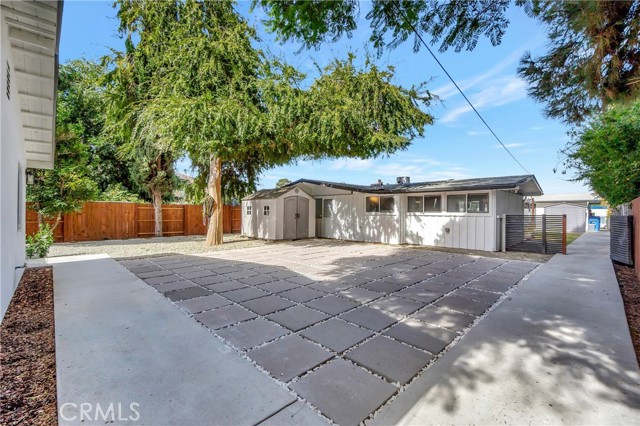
[567,100,640,206]
[109,0,434,246]
[27,60,102,228]
[275,178,292,188]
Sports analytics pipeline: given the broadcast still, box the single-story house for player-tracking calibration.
[524,193,602,232]
[242,175,543,252]
[0,1,62,320]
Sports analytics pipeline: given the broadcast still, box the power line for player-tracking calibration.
[393,4,531,174]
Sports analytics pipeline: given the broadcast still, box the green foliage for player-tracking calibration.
[518,1,640,124]
[275,178,291,188]
[567,100,640,206]
[108,0,433,201]
[26,224,54,259]
[99,183,143,203]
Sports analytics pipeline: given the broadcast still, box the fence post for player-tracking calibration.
[562,214,567,255]
[501,214,507,252]
[183,204,188,236]
[134,203,139,238]
[541,214,547,254]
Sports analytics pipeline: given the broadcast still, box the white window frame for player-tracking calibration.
[263,205,270,216]
[314,198,335,218]
[366,195,395,214]
[405,191,491,216]
[246,204,252,215]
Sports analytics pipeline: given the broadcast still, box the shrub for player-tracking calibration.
[26,224,54,258]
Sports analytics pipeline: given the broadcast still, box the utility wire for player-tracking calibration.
[393,4,531,174]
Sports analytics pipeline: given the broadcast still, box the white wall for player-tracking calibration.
[316,193,364,241]
[1,11,27,320]
[362,194,401,244]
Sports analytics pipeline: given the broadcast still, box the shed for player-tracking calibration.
[242,175,542,251]
[525,193,601,233]
[242,186,315,240]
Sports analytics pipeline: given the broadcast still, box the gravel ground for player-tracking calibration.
[48,234,269,259]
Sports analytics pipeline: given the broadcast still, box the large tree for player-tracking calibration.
[566,99,640,206]
[257,0,640,125]
[109,0,434,246]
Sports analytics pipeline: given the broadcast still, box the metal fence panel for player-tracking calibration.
[505,215,566,254]
[610,215,634,265]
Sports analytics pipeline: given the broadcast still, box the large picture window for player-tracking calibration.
[407,196,423,213]
[366,196,394,213]
[446,193,490,213]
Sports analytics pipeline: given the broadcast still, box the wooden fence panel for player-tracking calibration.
[26,201,240,242]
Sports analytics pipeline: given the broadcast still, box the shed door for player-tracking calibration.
[283,196,309,240]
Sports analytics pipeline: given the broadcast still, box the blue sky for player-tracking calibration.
[59,1,589,194]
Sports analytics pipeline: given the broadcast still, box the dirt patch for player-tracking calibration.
[1,267,57,426]
[406,244,552,263]
[613,262,640,367]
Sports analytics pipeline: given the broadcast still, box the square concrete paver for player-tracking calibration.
[176,293,231,314]
[369,296,425,316]
[291,359,398,425]
[143,274,182,285]
[194,305,256,330]
[205,281,247,293]
[258,280,300,293]
[223,287,270,302]
[152,280,195,293]
[346,336,433,384]
[338,287,383,303]
[395,287,442,304]
[305,295,359,315]
[248,335,333,382]
[280,287,325,303]
[362,281,406,294]
[238,275,276,286]
[308,281,355,293]
[267,306,329,331]
[240,295,295,315]
[435,294,494,316]
[165,286,211,302]
[465,277,515,293]
[384,319,457,354]
[301,319,373,353]
[340,306,401,332]
[452,287,502,304]
[191,274,230,286]
[216,318,289,350]
[258,401,330,426]
[410,305,475,331]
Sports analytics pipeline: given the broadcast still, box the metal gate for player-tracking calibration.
[610,215,633,265]
[505,215,567,254]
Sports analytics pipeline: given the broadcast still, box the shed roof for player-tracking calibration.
[285,174,542,196]
[533,193,600,203]
[243,186,301,200]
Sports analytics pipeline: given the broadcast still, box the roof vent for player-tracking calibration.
[371,179,383,187]
[396,176,410,185]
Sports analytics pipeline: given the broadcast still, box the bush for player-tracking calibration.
[26,224,54,258]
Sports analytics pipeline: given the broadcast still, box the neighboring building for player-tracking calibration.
[1,1,63,320]
[524,193,602,233]
[242,175,542,252]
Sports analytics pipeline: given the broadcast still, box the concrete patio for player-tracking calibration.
[49,234,640,425]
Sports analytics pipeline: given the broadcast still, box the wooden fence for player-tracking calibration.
[26,202,241,243]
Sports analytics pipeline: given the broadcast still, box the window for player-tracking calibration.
[315,199,323,218]
[447,194,466,213]
[446,193,490,213]
[263,205,270,216]
[366,196,380,213]
[407,196,423,213]
[424,195,442,212]
[380,196,394,213]
[323,199,333,218]
[467,193,489,213]
[246,204,252,215]
[366,196,394,213]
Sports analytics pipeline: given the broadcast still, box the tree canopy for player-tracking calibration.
[107,0,434,245]
[567,99,640,206]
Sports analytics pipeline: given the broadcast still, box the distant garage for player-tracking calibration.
[527,193,602,233]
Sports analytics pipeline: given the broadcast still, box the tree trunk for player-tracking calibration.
[151,186,163,237]
[51,213,62,231]
[205,154,223,246]
[37,212,44,227]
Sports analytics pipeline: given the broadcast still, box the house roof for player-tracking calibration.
[284,174,543,196]
[2,0,63,169]
[532,193,600,203]
[243,186,302,200]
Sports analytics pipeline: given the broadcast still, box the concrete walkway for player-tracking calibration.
[371,232,640,425]
[50,254,302,425]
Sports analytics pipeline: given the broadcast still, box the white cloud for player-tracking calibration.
[493,142,528,149]
[468,130,489,136]
[328,158,374,171]
[440,76,528,123]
